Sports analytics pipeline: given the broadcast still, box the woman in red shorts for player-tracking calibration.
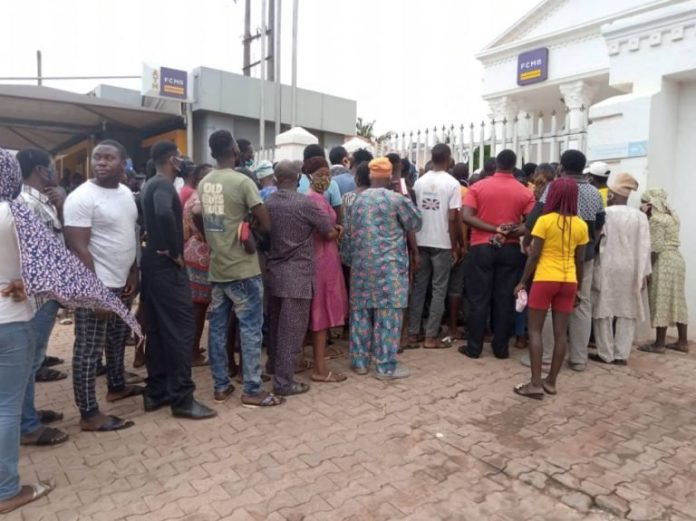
[513,178,588,399]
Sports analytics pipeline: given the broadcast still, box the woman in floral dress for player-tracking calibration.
[638,189,689,353]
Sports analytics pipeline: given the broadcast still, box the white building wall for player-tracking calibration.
[587,0,696,336]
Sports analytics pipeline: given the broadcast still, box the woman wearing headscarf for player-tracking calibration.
[638,189,689,353]
[305,157,348,383]
[0,148,139,513]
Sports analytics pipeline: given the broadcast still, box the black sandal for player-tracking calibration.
[513,383,544,401]
[35,367,68,382]
[275,382,311,396]
[38,410,63,424]
[241,392,286,408]
[42,356,64,368]
[21,426,69,446]
[81,415,134,432]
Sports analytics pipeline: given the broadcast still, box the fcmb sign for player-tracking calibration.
[142,64,189,101]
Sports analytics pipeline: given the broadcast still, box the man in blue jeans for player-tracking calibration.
[16,148,69,446]
[199,130,285,408]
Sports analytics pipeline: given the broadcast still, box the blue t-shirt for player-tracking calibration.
[298,174,342,207]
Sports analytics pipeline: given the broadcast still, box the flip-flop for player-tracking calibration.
[542,381,557,395]
[21,426,69,446]
[311,371,347,383]
[513,383,544,401]
[35,367,68,382]
[0,481,54,514]
[38,410,63,424]
[59,318,73,325]
[81,415,134,432]
[42,356,64,367]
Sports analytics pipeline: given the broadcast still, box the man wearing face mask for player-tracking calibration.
[264,160,340,396]
[139,141,217,419]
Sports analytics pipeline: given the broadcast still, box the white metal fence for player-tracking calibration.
[257,110,588,171]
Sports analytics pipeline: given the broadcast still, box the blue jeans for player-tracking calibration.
[208,277,264,396]
[21,300,59,435]
[0,321,35,501]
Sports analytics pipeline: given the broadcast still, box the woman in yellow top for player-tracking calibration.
[513,178,589,400]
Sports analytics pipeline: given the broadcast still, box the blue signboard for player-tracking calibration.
[159,67,187,100]
[517,48,549,86]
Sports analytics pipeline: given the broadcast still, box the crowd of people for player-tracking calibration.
[0,131,690,511]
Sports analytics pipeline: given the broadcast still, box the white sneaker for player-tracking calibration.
[373,364,410,381]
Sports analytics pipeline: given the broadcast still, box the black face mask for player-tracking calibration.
[177,160,194,178]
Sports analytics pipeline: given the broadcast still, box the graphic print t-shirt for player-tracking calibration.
[198,168,263,282]
[413,170,461,249]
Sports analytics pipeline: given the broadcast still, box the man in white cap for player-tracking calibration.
[255,160,277,202]
[585,161,611,206]
[590,172,651,366]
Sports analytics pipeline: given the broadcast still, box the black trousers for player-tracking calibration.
[141,253,196,408]
[466,244,524,358]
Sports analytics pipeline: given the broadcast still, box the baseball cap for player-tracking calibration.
[584,161,610,178]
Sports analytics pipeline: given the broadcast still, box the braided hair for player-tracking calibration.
[543,178,579,273]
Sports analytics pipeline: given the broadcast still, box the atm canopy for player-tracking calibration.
[0,84,183,153]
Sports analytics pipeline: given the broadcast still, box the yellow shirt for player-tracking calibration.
[532,212,589,283]
[598,187,608,207]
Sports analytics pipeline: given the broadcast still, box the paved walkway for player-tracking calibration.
[10,324,696,521]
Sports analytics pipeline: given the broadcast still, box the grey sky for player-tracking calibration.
[1,0,538,135]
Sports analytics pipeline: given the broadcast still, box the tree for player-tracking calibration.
[356,117,375,139]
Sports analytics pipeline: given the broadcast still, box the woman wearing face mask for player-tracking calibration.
[305,157,348,383]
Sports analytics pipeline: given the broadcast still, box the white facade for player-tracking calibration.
[479,0,696,335]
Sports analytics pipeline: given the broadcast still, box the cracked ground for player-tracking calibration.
[11,324,696,521]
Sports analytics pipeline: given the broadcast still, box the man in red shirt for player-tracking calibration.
[461,149,535,359]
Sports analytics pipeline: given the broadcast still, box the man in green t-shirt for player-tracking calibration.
[199,130,284,408]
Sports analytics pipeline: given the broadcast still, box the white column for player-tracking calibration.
[559,80,596,151]
[488,96,519,154]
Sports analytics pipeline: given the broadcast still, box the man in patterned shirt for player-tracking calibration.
[521,149,605,371]
[344,158,422,379]
[265,161,339,396]
[16,148,69,446]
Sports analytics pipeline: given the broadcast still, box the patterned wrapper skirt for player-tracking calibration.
[184,237,212,304]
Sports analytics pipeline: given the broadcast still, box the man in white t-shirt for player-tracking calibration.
[63,140,140,432]
[407,144,463,349]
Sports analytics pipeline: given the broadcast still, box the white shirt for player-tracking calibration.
[413,170,461,249]
[64,181,138,288]
[0,203,35,324]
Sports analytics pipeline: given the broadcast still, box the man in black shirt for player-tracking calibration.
[139,141,216,420]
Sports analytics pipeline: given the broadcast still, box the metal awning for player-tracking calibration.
[0,84,183,152]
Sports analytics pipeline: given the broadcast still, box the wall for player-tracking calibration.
[672,80,696,328]
[192,67,356,137]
